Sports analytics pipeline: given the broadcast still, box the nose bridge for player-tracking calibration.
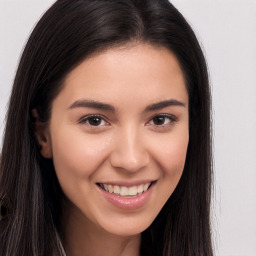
[110,124,149,172]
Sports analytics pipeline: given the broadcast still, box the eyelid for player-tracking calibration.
[146,113,178,126]
[78,114,110,126]
[77,113,177,129]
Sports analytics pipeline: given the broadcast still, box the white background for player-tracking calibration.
[0,0,256,255]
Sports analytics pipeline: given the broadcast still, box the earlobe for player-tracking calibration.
[31,109,52,159]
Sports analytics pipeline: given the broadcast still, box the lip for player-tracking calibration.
[97,179,154,187]
[97,181,156,210]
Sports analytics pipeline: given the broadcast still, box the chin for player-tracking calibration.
[98,214,154,237]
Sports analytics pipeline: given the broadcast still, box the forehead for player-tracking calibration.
[53,43,188,110]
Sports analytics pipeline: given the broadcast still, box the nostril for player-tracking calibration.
[110,148,149,172]
[110,156,149,172]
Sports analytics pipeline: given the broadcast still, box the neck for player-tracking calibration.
[61,202,141,256]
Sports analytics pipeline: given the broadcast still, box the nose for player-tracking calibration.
[110,127,149,173]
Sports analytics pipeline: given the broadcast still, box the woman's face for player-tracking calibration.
[40,43,189,236]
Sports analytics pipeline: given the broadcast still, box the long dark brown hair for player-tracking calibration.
[0,0,213,255]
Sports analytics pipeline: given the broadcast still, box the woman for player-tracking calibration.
[0,0,213,255]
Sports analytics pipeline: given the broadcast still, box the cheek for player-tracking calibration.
[150,130,189,177]
[50,127,112,183]
[163,139,188,173]
[145,129,189,216]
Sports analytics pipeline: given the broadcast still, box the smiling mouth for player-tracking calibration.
[96,182,155,198]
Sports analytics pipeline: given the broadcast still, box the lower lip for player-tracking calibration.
[97,183,155,210]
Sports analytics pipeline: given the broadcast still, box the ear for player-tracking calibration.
[31,109,52,159]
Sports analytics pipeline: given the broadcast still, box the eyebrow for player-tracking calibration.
[68,100,116,112]
[68,99,185,112]
[144,99,185,112]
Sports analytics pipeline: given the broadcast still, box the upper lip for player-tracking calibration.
[96,179,157,187]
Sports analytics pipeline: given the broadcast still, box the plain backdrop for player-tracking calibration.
[0,1,256,255]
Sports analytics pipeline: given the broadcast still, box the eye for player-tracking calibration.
[147,114,177,126]
[78,115,109,127]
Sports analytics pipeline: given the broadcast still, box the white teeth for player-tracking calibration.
[113,185,120,194]
[143,183,150,192]
[120,186,129,196]
[108,184,114,193]
[137,184,144,194]
[128,186,137,196]
[100,182,152,197]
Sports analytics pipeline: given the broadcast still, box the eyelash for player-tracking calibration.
[78,114,110,127]
[146,114,177,128]
[78,113,177,129]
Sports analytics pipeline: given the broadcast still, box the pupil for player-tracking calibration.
[153,116,165,125]
[89,117,101,126]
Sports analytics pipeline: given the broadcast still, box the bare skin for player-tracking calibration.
[62,199,141,256]
[35,43,189,256]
